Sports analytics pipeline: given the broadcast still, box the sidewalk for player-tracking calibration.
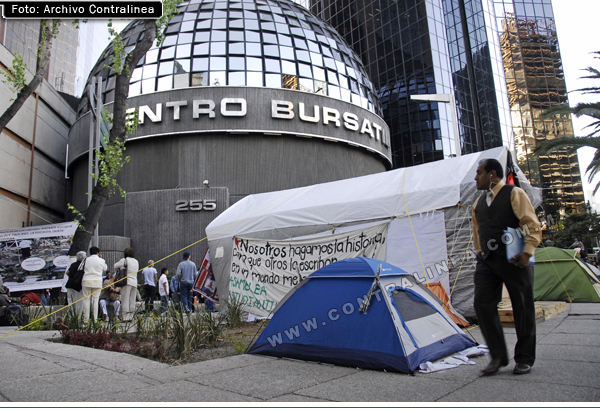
[0,303,599,403]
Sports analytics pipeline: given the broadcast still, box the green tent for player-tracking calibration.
[534,247,600,302]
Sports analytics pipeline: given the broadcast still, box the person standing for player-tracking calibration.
[81,247,107,323]
[176,252,196,313]
[142,260,158,313]
[170,273,180,308]
[65,251,86,314]
[0,276,10,307]
[472,158,541,376]
[569,238,587,261]
[19,239,32,259]
[114,247,140,321]
[158,268,169,313]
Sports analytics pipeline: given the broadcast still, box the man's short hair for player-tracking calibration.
[479,158,504,179]
[89,246,100,255]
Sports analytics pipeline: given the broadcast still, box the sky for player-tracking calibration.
[552,0,600,208]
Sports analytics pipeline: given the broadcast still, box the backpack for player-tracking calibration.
[0,302,24,326]
[21,292,42,306]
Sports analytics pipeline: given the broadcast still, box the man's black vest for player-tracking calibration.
[475,185,520,258]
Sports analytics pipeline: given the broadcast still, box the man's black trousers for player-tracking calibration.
[144,285,156,312]
[474,252,536,366]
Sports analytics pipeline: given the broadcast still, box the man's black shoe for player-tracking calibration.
[513,363,532,375]
[481,358,509,375]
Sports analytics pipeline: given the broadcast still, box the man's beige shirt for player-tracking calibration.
[472,181,542,256]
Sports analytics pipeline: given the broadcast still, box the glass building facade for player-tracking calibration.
[0,18,110,97]
[443,0,512,154]
[79,0,381,118]
[494,0,584,215]
[310,0,512,168]
[0,19,80,95]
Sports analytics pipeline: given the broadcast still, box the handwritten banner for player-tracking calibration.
[229,223,388,317]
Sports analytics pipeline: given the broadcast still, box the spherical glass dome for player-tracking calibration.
[79,0,381,117]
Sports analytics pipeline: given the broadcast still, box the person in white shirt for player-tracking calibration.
[158,268,169,313]
[114,247,140,321]
[81,246,107,323]
[19,239,32,259]
[142,260,158,313]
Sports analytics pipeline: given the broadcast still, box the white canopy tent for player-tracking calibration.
[206,147,542,319]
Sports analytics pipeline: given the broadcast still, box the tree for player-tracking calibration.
[551,208,600,252]
[534,51,600,193]
[69,1,180,254]
[0,20,60,132]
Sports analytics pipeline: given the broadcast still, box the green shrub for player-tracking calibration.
[226,294,244,328]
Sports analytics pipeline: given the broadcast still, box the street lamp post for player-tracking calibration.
[410,93,461,157]
[87,76,103,249]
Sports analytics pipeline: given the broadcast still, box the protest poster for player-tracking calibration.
[0,222,77,294]
[229,222,388,317]
[193,249,218,303]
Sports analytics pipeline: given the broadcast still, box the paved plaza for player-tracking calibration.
[0,303,599,404]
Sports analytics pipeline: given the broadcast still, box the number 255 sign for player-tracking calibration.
[175,199,217,212]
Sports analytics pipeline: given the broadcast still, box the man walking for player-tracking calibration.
[142,260,157,313]
[472,158,541,375]
[176,252,196,313]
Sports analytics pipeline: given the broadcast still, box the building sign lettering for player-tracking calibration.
[175,199,217,212]
[131,97,389,148]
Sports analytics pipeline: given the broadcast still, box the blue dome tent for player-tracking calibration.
[248,257,477,374]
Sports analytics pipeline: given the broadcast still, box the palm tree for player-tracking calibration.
[534,51,600,193]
